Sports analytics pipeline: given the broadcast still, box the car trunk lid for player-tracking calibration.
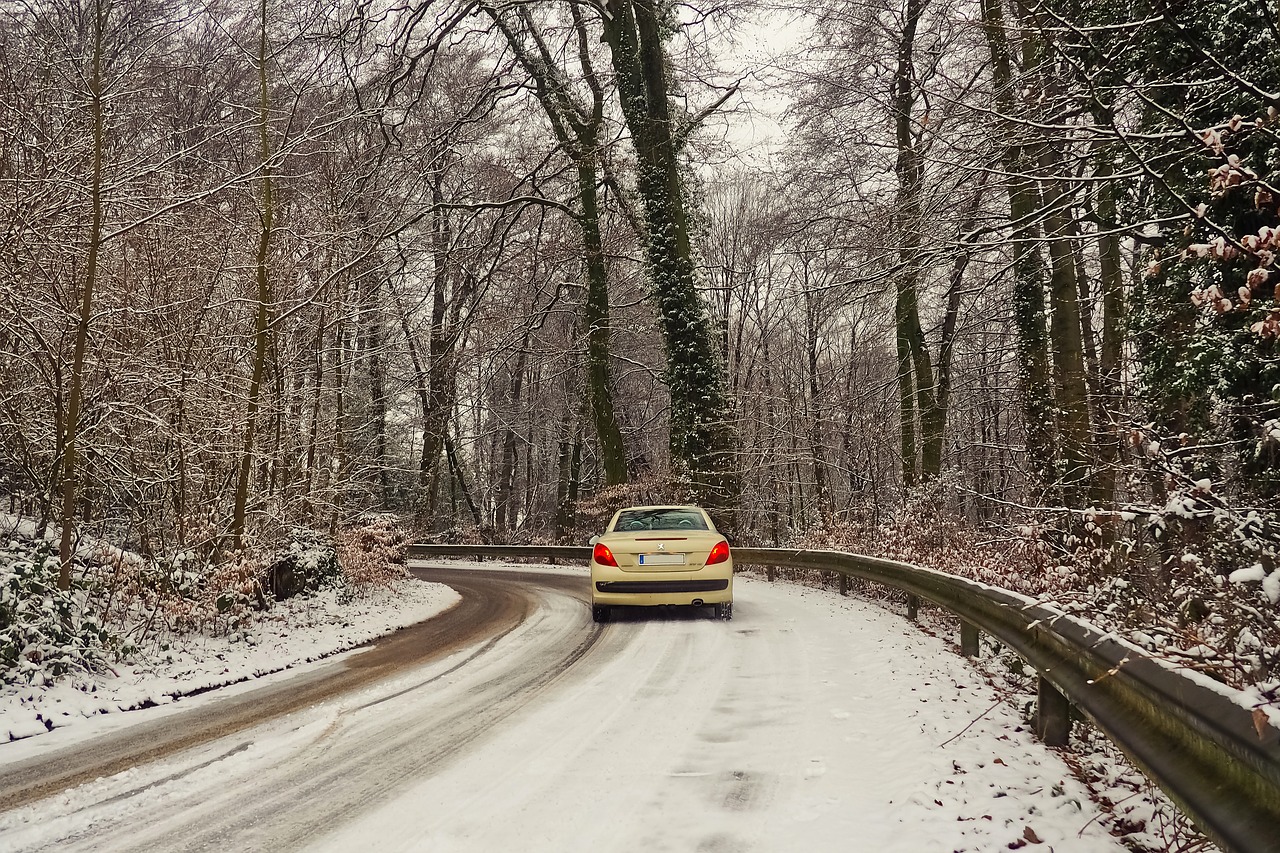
[601,531,723,572]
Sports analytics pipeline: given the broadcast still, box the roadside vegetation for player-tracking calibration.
[2,515,407,688]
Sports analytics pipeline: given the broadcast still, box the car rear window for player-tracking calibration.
[614,509,709,532]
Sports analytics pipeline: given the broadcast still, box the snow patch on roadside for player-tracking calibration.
[1,579,459,743]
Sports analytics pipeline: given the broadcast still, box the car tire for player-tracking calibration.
[716,602,733,620]
[592,605,610,623]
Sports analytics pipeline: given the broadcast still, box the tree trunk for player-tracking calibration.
[933,179,988,461]
[891,0,942,484]
[601,0,737,514]
[578,154,629,486]
[484,2,628,486]
[57,0,107,589]
[444,429,482,527]
[232,0,275,547]
[804,284,828,512]
[302,304,327,519]
[495,339,529,533]
[362,276,390,507]
[418,174,463,523]
[1091,148,1127,509]
[980,0,1057,490]
[1036,78,1093,506]
[330,312,349,535]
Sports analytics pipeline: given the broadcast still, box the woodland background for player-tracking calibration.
[1,0,1278,703]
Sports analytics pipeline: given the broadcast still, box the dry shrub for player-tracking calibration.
[574,475,699,538]
[781,471,1279,697]
[337,515,409,594]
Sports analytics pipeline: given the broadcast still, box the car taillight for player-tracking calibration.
[706,540,730,565]
[593,542,618,567]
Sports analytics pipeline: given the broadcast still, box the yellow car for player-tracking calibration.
[589,505,733,622]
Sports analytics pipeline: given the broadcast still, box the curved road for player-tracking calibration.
[0,565,1128,853]
[0,567,553,812]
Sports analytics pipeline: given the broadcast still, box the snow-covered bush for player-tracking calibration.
[262,527,341,601]
[1,538,114,686]
[1081,457,1279,694]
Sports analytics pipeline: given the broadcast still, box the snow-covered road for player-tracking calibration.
[0,564,1127,852]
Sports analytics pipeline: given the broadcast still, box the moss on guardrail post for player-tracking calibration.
[1035,676,1072,746]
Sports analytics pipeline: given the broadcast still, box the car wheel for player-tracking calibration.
[716,602,732,620]
[592,605,610,623]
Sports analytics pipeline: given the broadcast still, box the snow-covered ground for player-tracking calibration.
[0,563,1146,852]
[1,579,461,743]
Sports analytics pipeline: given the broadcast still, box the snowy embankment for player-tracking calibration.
[1,579,460,742]
[2,563,1164,852]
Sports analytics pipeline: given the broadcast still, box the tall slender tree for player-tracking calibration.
[231,0,277,548]
[483,1,629,486]
[56,0,108,589]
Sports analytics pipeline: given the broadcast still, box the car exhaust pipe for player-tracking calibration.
[691,599,704,607]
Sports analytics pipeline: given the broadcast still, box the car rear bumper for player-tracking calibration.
[590,564,733,606]
[595,579,729,594]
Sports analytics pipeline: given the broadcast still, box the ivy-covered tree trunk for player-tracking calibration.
[601,0,737,511]
[980,0,1057,490]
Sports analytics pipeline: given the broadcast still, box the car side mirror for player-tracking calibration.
[588,535,600,546]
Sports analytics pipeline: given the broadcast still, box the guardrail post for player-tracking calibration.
[960,620,980,657]
[1035,676,1072,746]
[767,566,776,582]
[906,594,919,621]
[839,573,849,596]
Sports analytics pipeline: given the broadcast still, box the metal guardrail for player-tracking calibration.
[407,543,1280,853]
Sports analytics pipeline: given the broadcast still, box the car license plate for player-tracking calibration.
[639,553,685,565]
